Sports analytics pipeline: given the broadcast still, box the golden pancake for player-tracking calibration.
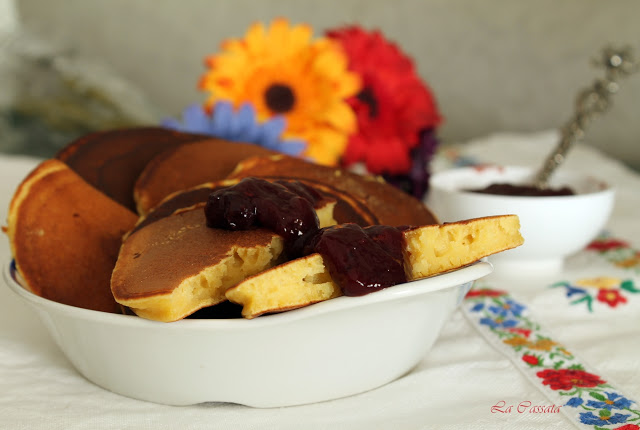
[228,154,439,226]
[134,139,276,215]
[6,159,138,313]
[111,207,285,322]
[113,178,341,322]
[226,215,524,318]
[56,126,206,212]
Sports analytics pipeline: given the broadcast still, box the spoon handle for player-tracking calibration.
[534,46,638,189]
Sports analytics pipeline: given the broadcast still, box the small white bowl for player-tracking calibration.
[428,165,614,274]
[3,259,492,408]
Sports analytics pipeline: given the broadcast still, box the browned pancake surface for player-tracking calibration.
[134,139,276,214]
[129,185,223,237]
[112,208,279,300]
[228,155,438,226]
[56,127,206,211]
[129,178,342,238]
[7,159,138,313]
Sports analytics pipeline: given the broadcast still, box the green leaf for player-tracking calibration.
[553,360,565,369]
[589,392,606,401]
[620,280,640,293]
[570,295,593,311]
[568,364,585,371]
[551,281,570,288]
[600,408,611,417]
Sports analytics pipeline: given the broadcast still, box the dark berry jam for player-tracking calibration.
[303,224,407,296]
[205,178,321,253]
[205,177,409,296]
[469,183,575,197]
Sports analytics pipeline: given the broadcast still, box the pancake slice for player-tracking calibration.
[225,215,524,318]
[111,207,286,322]
[133,139,276,215]
[6,159,138,313]
[225,254,341,319]
[403,214,523,279]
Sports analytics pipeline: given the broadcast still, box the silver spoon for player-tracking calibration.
[534,46,638,189]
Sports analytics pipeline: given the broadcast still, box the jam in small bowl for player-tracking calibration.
[428,165,614,275]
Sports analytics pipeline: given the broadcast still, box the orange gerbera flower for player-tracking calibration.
[200,18,361,165]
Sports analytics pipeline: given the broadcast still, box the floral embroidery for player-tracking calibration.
[479,316,518,329]
[588,232,640,271]
[586,392,634,410]
[464,283,640,429]
[580,410,632,426]
[522,354,542,366]
[465,287,507,298]
[597,289,628,307]
[552,277,639,312]
[537,369,605,391]
[507,327,532,338]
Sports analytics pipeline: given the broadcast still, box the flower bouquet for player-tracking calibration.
[164,18,442,200]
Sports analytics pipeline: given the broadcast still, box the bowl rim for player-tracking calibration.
[3,259,493,330]
[430,165,614,200]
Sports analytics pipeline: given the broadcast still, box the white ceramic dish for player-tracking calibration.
[428,165,615,274]
[3,259,492,408]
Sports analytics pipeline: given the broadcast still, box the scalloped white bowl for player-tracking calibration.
[3,260,492,408]
[428,166,614,274]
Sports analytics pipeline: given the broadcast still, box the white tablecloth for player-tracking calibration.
[1,130,639,429]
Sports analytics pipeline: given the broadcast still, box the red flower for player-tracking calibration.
[587,238,629,251]
[466,288,507,298]
[597,288,628,308]
[613,425,640,430]
[327,26,442,175]
[508,328,532,338]
[522,355,540,366]
[536,369,605,391]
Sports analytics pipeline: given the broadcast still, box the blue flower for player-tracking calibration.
[162,102,307,156]
[566,397,584,407]
[470,303,484,312]
[479,317,518,329]
[586,392,634,410]
[488,299,525,318]
[579,411,630,425]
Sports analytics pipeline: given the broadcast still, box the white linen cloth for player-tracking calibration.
[1,131,639,429]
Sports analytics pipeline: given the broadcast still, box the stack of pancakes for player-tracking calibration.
[6,126,460,320]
